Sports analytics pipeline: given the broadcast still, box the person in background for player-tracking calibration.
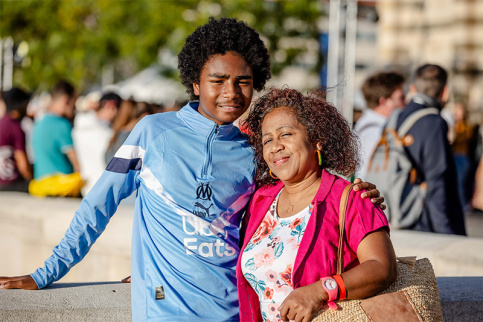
[0,87,33,192]
[397,64,465,235]
[354,71,406,180]
[104,99,155,164]
[472,126,483,212]
[73,92,121,196]
[29,80,83,198]
[238,87,396,321]
[451,102,477,211]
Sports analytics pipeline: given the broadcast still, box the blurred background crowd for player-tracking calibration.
[0,0,482,232]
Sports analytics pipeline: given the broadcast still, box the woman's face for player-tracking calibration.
[261,106,320,184]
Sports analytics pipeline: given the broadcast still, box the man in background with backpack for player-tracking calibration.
[354,71,406,179]
[396,64,465,235]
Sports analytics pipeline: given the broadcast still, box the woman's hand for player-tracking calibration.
[0,275,38,290]
[353,178,386,210]
[278,281,327,322]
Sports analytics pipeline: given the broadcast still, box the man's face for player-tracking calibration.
[387,87,406,111]
[63,95,77,120]
[193,52,253,125]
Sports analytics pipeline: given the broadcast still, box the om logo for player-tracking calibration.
[193,182,214,218]
[196,183,212,201]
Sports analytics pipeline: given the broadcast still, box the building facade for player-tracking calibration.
[377,0,483,123]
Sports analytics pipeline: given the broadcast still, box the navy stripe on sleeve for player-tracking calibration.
[106,157,142,174]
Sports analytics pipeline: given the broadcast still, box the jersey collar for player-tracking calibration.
[178,101,236,138]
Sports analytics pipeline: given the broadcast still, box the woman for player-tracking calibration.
[237,88,397,322]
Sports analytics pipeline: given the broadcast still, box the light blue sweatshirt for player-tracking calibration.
[31,102,256,321]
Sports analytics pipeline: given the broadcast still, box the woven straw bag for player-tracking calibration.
[312,184,444,321]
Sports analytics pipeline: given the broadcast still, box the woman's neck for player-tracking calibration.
[283,169,321,195]
[277,170,322,218]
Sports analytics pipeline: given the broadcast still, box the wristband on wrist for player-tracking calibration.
[320,276,339,310]
[333,274,347,301]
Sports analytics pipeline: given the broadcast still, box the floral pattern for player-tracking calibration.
[241,191,312,322]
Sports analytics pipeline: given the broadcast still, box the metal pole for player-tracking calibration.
[3,37,14,91]
[343,0,358,126]
[326,0,341,108]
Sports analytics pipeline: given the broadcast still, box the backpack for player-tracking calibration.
[364,107,439,229]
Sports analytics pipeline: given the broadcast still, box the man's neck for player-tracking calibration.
[372,106,390,118]
[412,92,442,110]
[48,108,64,117]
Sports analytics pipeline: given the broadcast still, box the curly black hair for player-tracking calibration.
[178,17,271,100]
[243,87,360,187]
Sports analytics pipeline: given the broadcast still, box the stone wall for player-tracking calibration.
[1,192,483,320]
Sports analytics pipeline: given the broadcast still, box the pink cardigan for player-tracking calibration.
[236,170,389,321]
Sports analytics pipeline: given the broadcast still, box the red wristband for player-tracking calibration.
[333,274,346,301]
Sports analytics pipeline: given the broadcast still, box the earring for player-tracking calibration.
[317,150,323,166]
[269,170,278,180]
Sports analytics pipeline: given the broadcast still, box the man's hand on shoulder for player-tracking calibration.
[0,275,38,290]
[353,178,386,210]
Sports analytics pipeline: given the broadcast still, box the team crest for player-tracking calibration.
[193,182,214,218]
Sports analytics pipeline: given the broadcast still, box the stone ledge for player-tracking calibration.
[390,230,483,276]
[1,192,483,282]
[0,282,131,321]
[1,277,482,321]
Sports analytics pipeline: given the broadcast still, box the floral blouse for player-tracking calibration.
[240,191,313,322]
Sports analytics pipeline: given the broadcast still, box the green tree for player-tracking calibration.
[0,0,323,92]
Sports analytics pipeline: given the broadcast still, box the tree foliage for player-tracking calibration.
[0,0,323,93]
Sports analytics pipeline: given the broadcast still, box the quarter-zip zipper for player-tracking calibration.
[201,124,218,178]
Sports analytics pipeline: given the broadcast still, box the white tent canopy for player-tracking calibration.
[107,66,188,107]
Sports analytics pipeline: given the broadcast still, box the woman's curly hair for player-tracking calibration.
[178,17,271,100]
[244,87,360,187]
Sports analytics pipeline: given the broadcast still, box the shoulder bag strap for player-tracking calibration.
[385,108,403,131]
[397,108,439,137]
[337,183,356,275]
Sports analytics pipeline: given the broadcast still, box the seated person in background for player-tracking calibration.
[29,80,83,197]
[0,87,33,192]
[73,92,121,196]
[104,99,155,164]
[238,87,397,321]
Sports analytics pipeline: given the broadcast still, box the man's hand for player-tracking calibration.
[0,275,38,290]
[278,282,326,322]
[353,178,386,210]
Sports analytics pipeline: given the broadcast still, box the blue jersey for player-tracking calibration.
[31,102,256,321]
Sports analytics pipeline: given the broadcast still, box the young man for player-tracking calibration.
[0,18,382,321]
[28,80,83,197]
[396,64,465,235]
[0,87,33,192]
[354,71,406,179]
